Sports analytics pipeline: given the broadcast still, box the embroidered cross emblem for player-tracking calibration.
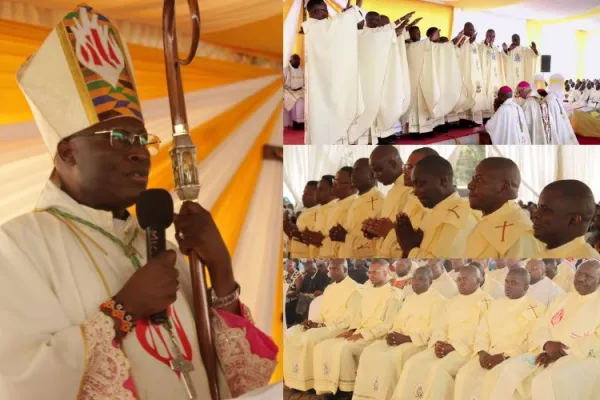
[448,206,460,218]
[495,221,514,242]
[528,304,538,318]
[369,197,378,211]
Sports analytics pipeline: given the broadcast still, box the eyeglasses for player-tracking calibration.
[73,128,161,156]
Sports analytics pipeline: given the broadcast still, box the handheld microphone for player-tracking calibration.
[136,189,175,325]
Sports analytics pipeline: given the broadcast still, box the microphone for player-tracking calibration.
[136,189,175,325]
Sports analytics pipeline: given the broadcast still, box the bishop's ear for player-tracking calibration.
[56,139,77,166]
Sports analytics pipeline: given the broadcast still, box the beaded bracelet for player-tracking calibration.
[211,282,241,309]
[100,299,135,334]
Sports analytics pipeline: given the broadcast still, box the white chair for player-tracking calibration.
[307,294,323,321]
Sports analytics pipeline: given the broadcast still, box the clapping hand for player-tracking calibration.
[470,31,478,43]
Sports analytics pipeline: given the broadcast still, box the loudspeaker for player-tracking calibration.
[541,55,551,73]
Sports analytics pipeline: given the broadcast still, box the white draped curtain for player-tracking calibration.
[540,25,577,79]
[584,32,600,79]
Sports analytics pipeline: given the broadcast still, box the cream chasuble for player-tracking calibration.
[0,181,276,400]
[404,40,462,133]
[464,201,543,258]
[349,26,410,143]
[377,174,412,257]
[529,291,600,399]
[289,206,319,258]
[284,277,362,391]
[338,187,384,258]
[407,192,478,258]
[392,289,492,400]
[485,98,532,144]
[527,276,565,306]
[553,262,576,293]
[319,194,358,258]
[302,7,364,144]
[522,94,555,145]
[455,41,487,124]
[313,283,403,394]
[404,270,458,300]
[536,235,600,259]
[504,47,539,90]
[403,193,427,231]
[479,43,508,119]
[546,93,579,145]
[311,200,338,258]
[283,65,305,111]
[454,296,545,400]
[353,289,447,400]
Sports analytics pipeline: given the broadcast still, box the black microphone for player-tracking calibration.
[136,189,174,325]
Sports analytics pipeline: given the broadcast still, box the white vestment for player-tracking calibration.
[527,276,565,306]
[283,65,305,111]
[504,46,538,90]
[521,94,555,144]
[0,181,276,400]
[455,41,487,124]
[303,8,364,144]
[587,89,600,108]
[404,40,462,133]
[349,26,410,143]
[485,98,531,144]
[478,43,507,119]
[546,92,579,145]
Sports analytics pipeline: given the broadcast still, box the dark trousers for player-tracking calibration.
[285,299,300,328]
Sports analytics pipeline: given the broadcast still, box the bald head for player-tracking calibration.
[457,265,482,295]
[329,258,348,282]
[574,259,600,295]
[412,266,433,294]
[370,145,404,186]
[468,158,521,215]
[404,147,439,187]
[525,259,546,284]
[412,155,455,208]
[534,180,596,248]
[369,259,390,286]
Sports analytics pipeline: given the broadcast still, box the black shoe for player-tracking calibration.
[409,133,422,140]
[377,134,397,144]
[433,124,449,133]
[292,121,304,130]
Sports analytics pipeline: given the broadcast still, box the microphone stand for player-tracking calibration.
[163,2,220,400]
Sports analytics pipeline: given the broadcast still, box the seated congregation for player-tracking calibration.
[283,258,600,400]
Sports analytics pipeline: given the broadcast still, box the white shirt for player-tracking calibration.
[527,276,565,306]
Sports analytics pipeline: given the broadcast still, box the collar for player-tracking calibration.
[543,235,587,255]
[432,192,460,211]
[35,180,140,240]
[482,201,518,223]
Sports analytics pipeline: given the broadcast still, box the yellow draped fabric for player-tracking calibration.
[284,0,296,21]
[0,19,278,125]
[575,30,589,79]
[571,110,600,137]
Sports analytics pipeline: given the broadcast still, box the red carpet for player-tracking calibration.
[284,127,600,145]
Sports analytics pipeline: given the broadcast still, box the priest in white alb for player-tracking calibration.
[478,29,508,122]
[392,265,492,400]
[391,259,418,289]
[549,259,576,293]
[465,158,543,258]
[335,159,384,258]
[545,74,579,145]
[362,146,411,257]
[482,86,531,145]
[302,0,365,144]
[396,155,478,258]
[404,259,459,299]
[454,268,545,400]
[353,267,447,400]
[284,259,362,391]
[313,260,403,396]
[525,259,565,306]
[529,260,600,399]
[348,14,411,144]
[283,54,306,130]
[533,180,600,259]
[0,6,277,399]
[502,34,539,91]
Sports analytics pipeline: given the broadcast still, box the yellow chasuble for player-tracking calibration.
[377,174,412,257]
[408,193,479,258]
[392,289,492,400]
[338,187,384,258]
[529,291,600,399]
[464,201,543,258]
[284,276,362,391]
[313,283,403,394]
[536,235,600,259]
[403,193,427,231]
[311,200,337,258]
[553,262,576,293]
[487,266,509,284]
[289,206,319,258]
[353,289,447,400]
[455,296,545,400]
[319,195,358,258]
